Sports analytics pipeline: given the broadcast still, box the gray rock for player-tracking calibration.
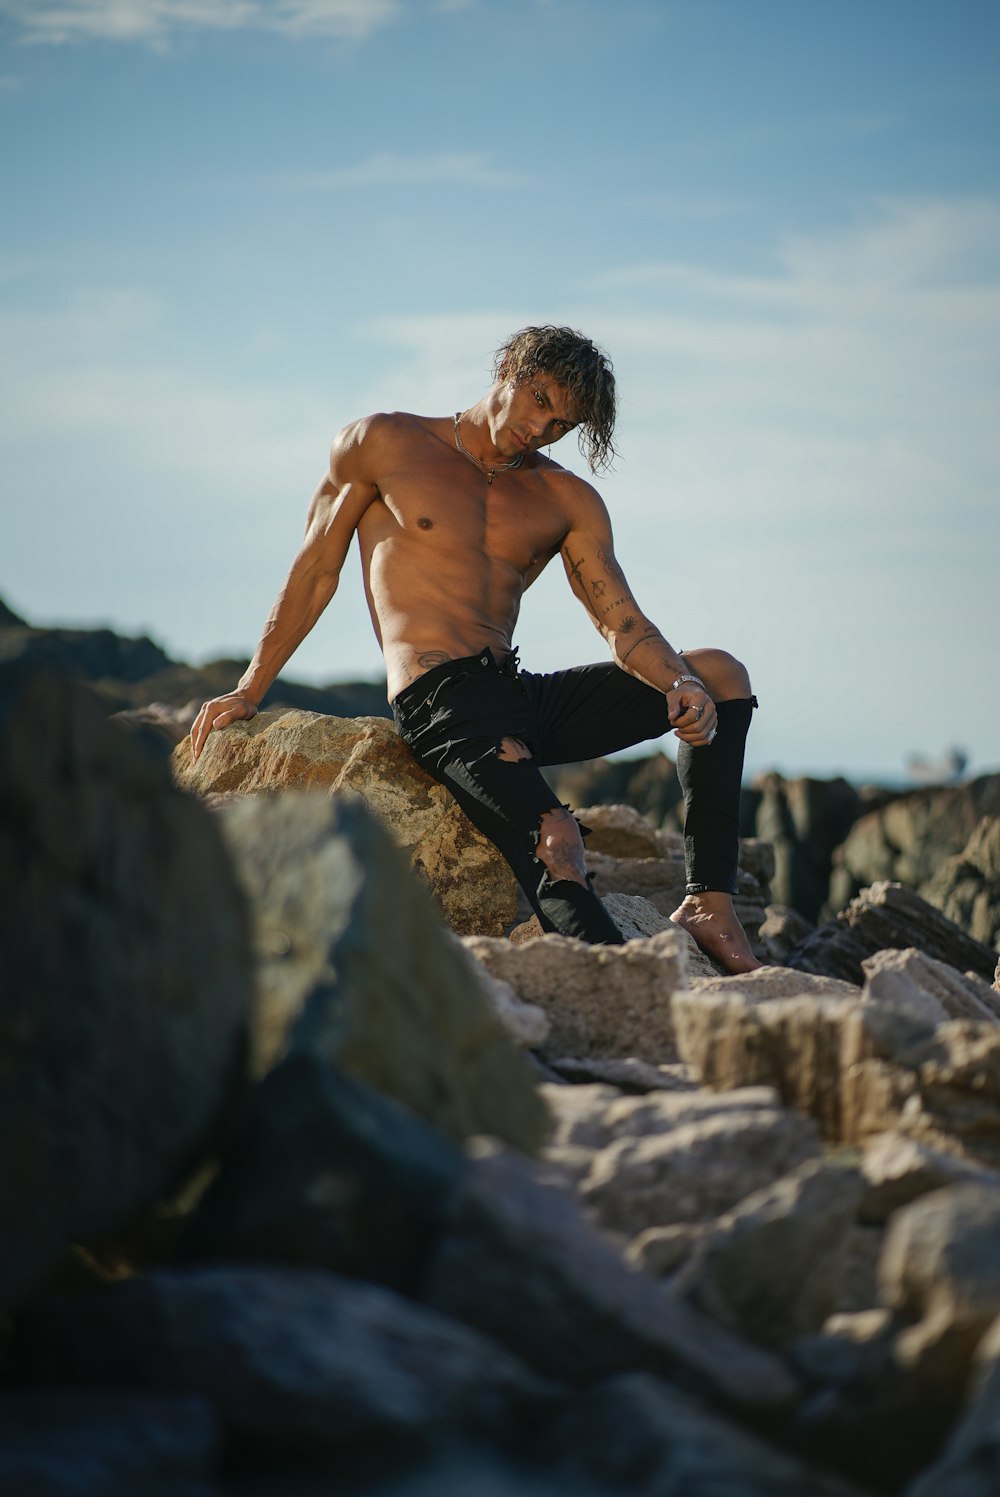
[829,775,1000,920]
[0,656,252,1312]
[677,1158,865,1348]
[175,1054,465,1293]
[747,771,868,923]
[215,791,549,1152]
[0,1390,220,1497]
[422,1141,799,1419]
[788,881,999,987]
[759,902,816,965]
[19,1265,554,1454]
[543,1372,871,1496]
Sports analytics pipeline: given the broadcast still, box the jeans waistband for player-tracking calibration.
[391,646,520,714]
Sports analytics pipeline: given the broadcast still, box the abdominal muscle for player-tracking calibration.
[366,532,528,701]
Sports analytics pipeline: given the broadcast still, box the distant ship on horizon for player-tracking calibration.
[905,746,969,787]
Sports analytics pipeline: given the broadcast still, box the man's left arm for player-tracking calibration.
[559,494,716,746]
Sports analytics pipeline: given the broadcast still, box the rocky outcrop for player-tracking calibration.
[787,880,999,986]
[11,613,1000,1494]
[744,771,874,922]
[828,774,1000,917]
[173,708,518,937]
[0,654,253,1314]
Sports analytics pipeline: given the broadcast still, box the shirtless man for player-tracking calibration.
[191,325,761,972]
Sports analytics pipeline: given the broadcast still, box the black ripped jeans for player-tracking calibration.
[391,648,756,945]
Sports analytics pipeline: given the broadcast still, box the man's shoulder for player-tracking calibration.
[531,452,607,514]
[334,409,443,459]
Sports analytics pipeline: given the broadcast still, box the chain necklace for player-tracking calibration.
[453,413,525,485]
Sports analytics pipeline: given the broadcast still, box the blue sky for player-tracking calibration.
[1,0,998,782]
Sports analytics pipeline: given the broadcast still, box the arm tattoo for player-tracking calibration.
[620,629,661,663]
[564,548,586,588]
[619,615,637,635]
[591,579,606,598]
[597,544,627,583]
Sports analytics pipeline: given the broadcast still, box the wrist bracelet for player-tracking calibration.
[669,673,706,693]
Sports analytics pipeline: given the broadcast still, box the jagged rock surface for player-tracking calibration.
[173,708,518,937]
[787,880,999,986]
[214,789,548,1151]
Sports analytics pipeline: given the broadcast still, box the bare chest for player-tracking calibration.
[359,435,568,573]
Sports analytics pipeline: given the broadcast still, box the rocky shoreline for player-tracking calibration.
[3,607,1000,1496]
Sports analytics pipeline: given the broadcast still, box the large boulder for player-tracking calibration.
[213,790,549,1152]
[0,656,253,1312]
[173,709,517,937]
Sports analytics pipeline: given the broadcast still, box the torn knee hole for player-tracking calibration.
[496,736,532,762]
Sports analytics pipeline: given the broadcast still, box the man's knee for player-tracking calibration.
[536,806,588,883]
[497,735,532,762]
[683,647,751,700]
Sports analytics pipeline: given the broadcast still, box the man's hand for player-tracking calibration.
[190,692,259,762]
[667,683,717,747]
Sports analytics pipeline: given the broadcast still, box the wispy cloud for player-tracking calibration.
[275,150,524,191]
[0,0,400,47]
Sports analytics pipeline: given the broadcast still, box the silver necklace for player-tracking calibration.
[453,413,524,485]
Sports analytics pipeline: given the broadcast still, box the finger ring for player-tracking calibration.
[694,705,704,719]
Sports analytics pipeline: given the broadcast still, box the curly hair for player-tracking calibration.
[492,325,618,473]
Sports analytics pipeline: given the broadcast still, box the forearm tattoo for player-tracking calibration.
[620,629,661,662]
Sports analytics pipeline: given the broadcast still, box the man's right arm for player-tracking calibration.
[189,418,380,761]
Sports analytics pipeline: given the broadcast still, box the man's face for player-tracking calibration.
[492,375,578,457]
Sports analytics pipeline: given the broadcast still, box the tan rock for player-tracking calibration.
[677,1158,865,1350]
[575,802,661,858]
[540,1081,784,1155]
[464,928,688,1062]
[580,1102,819,1237]
[690,968,860,1002]
[674,988,861,1141]
[880,1183,1000,1389]
[173,710,517,937]
[861,947,1000,1026]
[859,1131,1000,1224]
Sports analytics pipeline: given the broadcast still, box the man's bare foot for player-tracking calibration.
[670,892,763,975]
